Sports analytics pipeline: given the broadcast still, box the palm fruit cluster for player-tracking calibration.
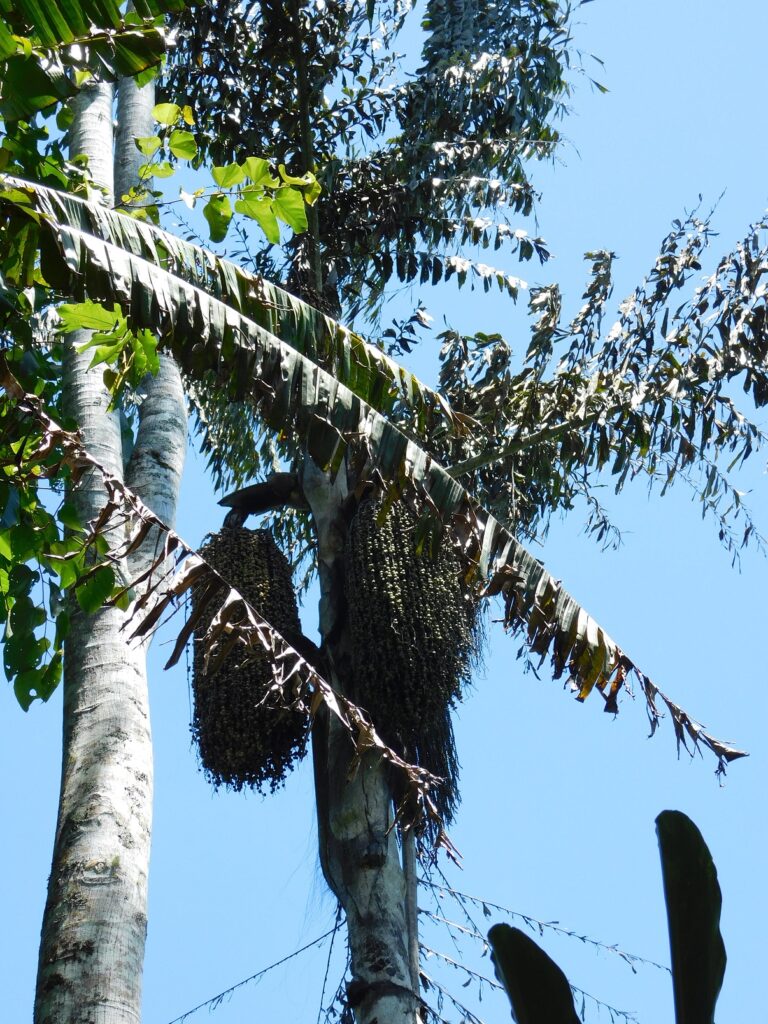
[344,496,479,823]
[192,526,308,792]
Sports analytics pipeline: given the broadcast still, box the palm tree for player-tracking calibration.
[0,4,187,1021]
[1,171,761,1021]
[1,3,766,1022]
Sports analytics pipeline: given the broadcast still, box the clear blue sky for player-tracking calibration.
[3,2,767,1022]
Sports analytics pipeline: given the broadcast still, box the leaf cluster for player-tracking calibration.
[127,102,320,247]
[435,214,768,563]
[163,0,572,323]
[0,348,133,710]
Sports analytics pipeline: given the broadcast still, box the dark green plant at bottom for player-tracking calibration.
[489,811,726,1024]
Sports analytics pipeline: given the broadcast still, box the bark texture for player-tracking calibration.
[35,77,186,1024]
[303,461,421,1024]
[114,74,152,208]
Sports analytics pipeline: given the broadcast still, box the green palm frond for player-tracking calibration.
[0,175,746,770]
[0,0,190,119]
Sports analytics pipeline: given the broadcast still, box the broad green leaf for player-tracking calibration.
[278,163,311,187]
[152,101,180,125]
[168,129,197,160]
[35,651,63,702]
[273,187,308,233]
[14,668,41,711]
[0,55,75,119]
[75,564,116,615]
[58,300,121,334]
[131,329,159,377]
[234,194,280,244]
[147,160,175,178]
[0,528,12,559]
[657,811,726,1024]
[211,163,245,188]
[57,503,84,533]
[203,193,233,243]
[278,163,321,204]
[135,135,161,157]
[48,552,82,590]
[243,156,276,187]
[87,338,128,370]
[489,924,579,1024]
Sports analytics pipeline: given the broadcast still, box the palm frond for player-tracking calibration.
[0,0,189,119]
[0,176,746,770]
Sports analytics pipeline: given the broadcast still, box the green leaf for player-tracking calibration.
[272,187,308,234]
[75,564,116,615]
[657,811,726,1024]
[0,55,75,120]
[203,193,233,243]
[58,300,121,334]
[87,338,128,370]
[47,551,83,590]
[0,528,12,559]
[35,651,63,702]
[168,129,197,160]
[131,329,160,377]
[14,669,40,711]
[243,156,276,187]
[135,135,161,157]
[56,104,74,130]
[277,164,321,204]
[147,160,175,178]
[488,924,579,1024]
[57,503,84,533]
[234,194,280,244]
[211,163,245,188]
[152,101,180,125]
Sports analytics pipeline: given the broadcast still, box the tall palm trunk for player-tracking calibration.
[34,76,186,1024]
[303,463,420,1024]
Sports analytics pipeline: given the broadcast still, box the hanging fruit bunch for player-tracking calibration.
[344,495,481,822]
[191,526,308,792]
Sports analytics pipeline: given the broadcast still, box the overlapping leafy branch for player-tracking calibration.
[164,0,572,323]
[438,215,768,560]
[0,175,747,771]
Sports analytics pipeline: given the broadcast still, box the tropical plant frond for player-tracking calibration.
[0,177,747,772]
[436,213,768,559]
[0,176,463,441]
[0,354,453,843]
[0,0,189,119]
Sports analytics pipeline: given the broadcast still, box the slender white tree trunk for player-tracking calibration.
[34,76,186,1024]
[303,463,420,1024]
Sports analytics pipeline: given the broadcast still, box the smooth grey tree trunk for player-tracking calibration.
[303,463,421,1024]
[34,76,186,1024]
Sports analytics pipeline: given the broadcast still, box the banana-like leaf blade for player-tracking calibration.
[0,0,186,48]
[0,176,455,435]
[0,176,747,769]
[0,0,189,118]
[488,924,580,1024]
[656,810,726,1024]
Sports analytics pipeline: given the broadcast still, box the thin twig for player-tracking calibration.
[422,879,669,973]
[317,904,344,1024]
[165,928,337,1024]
